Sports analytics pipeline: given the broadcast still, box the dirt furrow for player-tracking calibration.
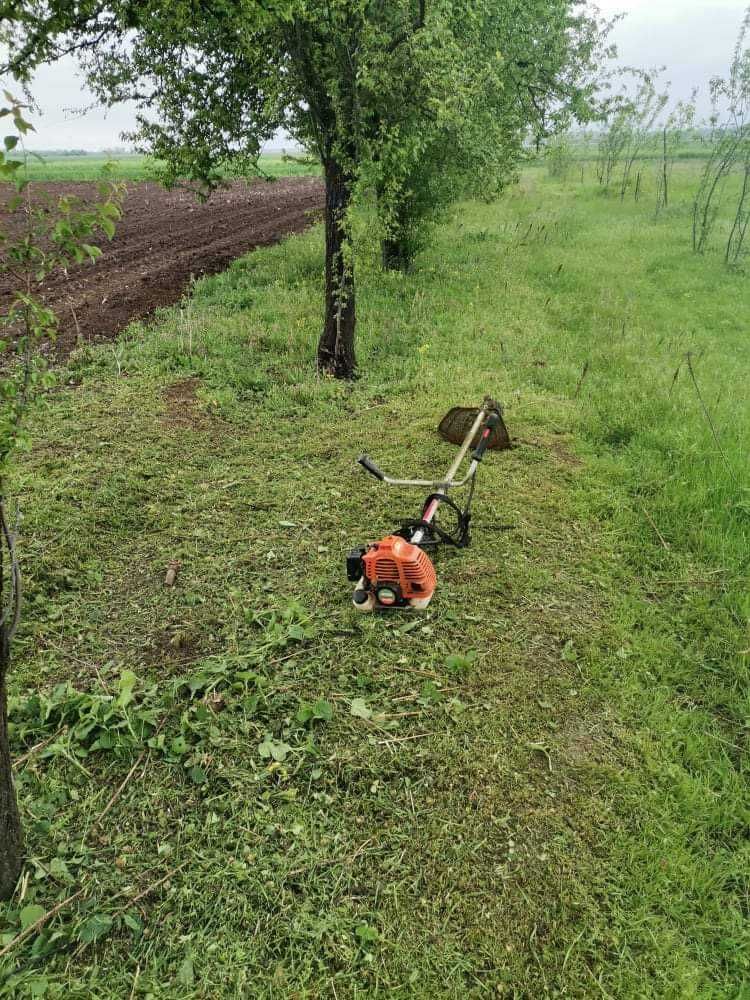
[0,176,324,355]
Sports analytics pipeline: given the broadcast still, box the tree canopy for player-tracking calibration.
[1,1,609,377]
[368,2,610,271]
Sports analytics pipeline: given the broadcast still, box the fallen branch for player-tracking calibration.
[286,837,375,878]
[92,752,147,829]
[0,888,84,961]
[117,860,189,910]
[13,730,61,769]
[93,717,166,828]
[70,861,191,960]
[0,849,187,962]
[390,664,440,679]
[668,361,682,397]
[376,731,437,746]
[640,504,670,550]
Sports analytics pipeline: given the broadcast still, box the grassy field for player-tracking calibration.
[16,138,714,186]
[0,159,748,997]
[15,151,317,182]
[17,143,712,186]
[557,131,717,164]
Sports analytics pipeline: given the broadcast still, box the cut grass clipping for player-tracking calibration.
[1,161,749,997]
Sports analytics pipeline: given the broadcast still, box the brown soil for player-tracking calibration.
[160,378,241,446]
[0,176,324,356]
[161,377,207,430]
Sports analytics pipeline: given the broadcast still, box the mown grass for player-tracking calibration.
[0,160,748,998]
[16,152,317,183]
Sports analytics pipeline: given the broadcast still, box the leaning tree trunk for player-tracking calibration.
[317,158,356,379]
[377,188,415,274]
[0,634,22,901]
[381,236,414,273]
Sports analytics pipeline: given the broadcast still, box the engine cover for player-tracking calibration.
[359,535,437,610]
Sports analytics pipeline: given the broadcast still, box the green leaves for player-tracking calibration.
[169,735,190,757]
[296,699,333,725]
[116,669,139,708]
[19,903,45,930]
[355,922,379,946]
[81,243,103,261]
[445,650,477,676]
[122,912,143,938]
[176,953,195,986]
[100,216,116,240]
[77,912,113,944]
[560,640,578,663]
[258,734,292,762]
[10,674,156,759]
[189,765,207,785]
[370,0,611,270]
[349,698,372,720]
[418,680,443,706]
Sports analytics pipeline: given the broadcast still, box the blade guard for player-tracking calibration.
[353,535,436,612]
[438,402,511,450]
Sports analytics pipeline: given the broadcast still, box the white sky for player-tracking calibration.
[10,0,750,151]
[595,0,747,110]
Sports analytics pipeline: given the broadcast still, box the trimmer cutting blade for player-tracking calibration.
[346,397,508,612]
[438,400,510,450]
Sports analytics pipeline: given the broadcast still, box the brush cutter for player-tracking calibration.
[347,398,510,612]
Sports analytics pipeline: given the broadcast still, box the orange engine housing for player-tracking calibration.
[362,535,437,602]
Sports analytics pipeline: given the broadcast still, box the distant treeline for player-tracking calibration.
[19,148,135,157]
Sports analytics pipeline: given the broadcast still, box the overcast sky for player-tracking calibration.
[12,0,750,151]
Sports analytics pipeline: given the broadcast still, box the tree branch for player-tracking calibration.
[386,0,425,54]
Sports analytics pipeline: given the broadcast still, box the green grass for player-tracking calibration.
[1,160,749,997]
[16,152,318,182]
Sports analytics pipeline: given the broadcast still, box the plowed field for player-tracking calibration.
[0,175,324,354]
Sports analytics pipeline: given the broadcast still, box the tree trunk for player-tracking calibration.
[381,237,414,273]
[317,158,356,379]
[377,188,416,274]
[0,633,23,901]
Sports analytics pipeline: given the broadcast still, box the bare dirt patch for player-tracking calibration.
[162,377,205,429]
[0,176,324,356]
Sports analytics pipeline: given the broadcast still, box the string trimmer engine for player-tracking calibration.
[347,398,509,612]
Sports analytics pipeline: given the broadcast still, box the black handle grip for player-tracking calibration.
[358,454,386,481]
[472,413,500,462]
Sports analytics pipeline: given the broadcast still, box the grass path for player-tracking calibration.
[1,166,748,997]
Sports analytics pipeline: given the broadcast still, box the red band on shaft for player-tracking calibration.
[423,499,440,524]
